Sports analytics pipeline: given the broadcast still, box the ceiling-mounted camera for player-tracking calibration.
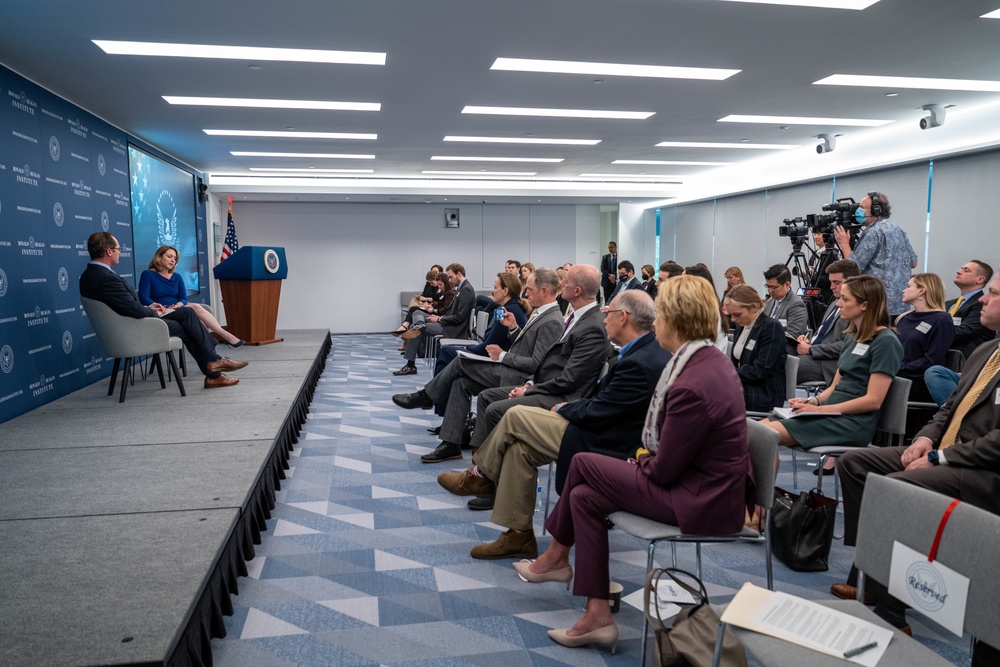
[816,133,837,154]
[919,104,946,130]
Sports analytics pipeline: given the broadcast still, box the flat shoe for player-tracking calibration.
[547,624,618,654]
[204,373,239,388]
[229,339,246,348]
[392,365,417,376]
[420,441,462,464]
[813,466,835,476]
[401,328,424,341]
[513,559,573,588]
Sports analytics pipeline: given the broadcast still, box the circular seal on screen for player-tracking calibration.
[0,268,7,297]
[264,248,280,274]
[101,211,110,231]
[49,136,60,161]
[53,202,64,227]
[97,153,106,176]
[62,331,73,354]
[1,345,13,374]
[57,267,69,292]
[905,560,948,612]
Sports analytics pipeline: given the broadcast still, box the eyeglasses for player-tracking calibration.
[603,308,630,316]
[111,246,122,252]
[764,283,781,292]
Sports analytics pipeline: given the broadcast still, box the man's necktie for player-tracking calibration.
[949,296,965,317]
[559,312,575,340]
[939,344,1000,449]
[812,306,839,344]
[513,310,539,343]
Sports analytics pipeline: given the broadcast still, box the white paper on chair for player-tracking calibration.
[622,588,682,620]
[773,407,842,420]
[456,350,499,362]
[721,583,893,667]
[888,541,968,637]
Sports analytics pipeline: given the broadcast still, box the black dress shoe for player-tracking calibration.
[813,466,835,476]
[420,441,463,464]
[467,495,495,511]
[392,390,433,410]
[392,365,417,376]
[427,425,441,435]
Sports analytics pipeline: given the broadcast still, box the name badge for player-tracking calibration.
[916,321,933,334]
[852,343,870,356]
[995,387,1000,405]
[746,339,757,351]
[778,318,787,328]
[953,317,962,326]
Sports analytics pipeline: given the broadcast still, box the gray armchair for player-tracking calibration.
[80,297,185,402]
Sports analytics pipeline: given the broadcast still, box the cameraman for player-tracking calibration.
[834,192,917,318]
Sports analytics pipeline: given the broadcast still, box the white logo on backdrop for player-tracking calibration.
[0,268,7,297]
[155,190,178,245]
[101,211,110,231]
[1,345,13,374]
[62,331,73,354]
[53,202,64,226]
[57,267,69,291]
[49,136,60,161]
[97,154,106,176]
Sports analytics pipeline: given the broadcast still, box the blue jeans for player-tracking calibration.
[924,365,959,406]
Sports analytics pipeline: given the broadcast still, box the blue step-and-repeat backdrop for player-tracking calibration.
[0,64,208,423]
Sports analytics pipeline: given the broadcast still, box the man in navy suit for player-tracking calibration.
[79,232,247,388]
[607,260,644,301]
[437,289,669,560]
[600,241,617,305]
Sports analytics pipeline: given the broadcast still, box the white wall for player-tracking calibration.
[216,202,596,332]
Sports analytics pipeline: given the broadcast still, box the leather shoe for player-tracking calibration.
[392,390,433,409]
[471,529,538,560]
[392,365,417,376]
[420,441,462,464]
[831,583,876,605]
[547,624,618,654]
[206,357,248,373]
[813,466,835,476]
[467,496,495,511]
[427,425,441,435]
[204,373,239,388]
[437,469,496,497]
[401,326,424,340]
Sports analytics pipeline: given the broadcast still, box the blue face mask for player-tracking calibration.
[854,207,867,224]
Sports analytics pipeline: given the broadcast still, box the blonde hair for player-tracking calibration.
[722,285,765,312]
[656,275,719,343]
[911,272,946,312]
[149,245,179,272]
[724,266,746,285]
[842,275,891,343]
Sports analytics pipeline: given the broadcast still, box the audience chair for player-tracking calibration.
[609,419,779,665]
[747,355,798,420]
[81,297,185,403]
[712,474,996,667]
[424,309,479,366]
[907,348,965,412]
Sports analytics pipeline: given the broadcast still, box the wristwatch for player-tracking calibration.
[927,450,940,466]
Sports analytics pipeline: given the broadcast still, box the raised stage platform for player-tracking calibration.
[0,329,331,667]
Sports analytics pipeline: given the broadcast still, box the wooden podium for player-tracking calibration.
[212,246,287,345]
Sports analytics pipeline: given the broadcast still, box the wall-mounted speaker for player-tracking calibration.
[197,177,208,203]
[445,208,460,228]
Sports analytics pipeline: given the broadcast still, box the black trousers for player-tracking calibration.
[160,307,220,376]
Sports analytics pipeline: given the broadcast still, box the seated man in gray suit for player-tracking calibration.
[763,263,809,351]
[468,264,613,456]
[392,268,565,463]
[796,259,860,384]
[834,269,1000,662]
[436,289,670,559]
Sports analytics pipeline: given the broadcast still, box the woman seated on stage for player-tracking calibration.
[759,275,903,472]
[895,272,955,402]
[723,285,786,413]
[514,275,750,653]
[393,271,454,336]
[138,245,243,347]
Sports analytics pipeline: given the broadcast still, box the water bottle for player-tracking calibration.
[534,485,544,513]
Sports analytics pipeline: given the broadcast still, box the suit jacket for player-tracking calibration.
[918,339,1000,473]
[558,332,671,455]
[79,264,156,319]
[465,299,527,355]
[637,346,750,535]
[764,291,808,339]
[600,253,618,299]
[525,305,612,401]
[948,293,993,359]
[497,304,564,386]
[438,279,475,338]
[808,301,849,361]
[610,275,643,300]
[732,314,787,412]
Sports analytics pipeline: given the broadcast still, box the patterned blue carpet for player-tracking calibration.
[210,334,967,666]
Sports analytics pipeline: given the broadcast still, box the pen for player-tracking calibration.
[844,641,878,658]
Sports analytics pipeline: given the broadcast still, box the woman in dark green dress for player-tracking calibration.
[760,275,903,457]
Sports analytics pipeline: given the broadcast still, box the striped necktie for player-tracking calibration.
[939,344,1000,449]
[949,296,965,317]
[513,309,539,343]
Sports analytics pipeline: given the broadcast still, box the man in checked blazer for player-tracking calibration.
[835,270,1000,660]
[392,268,564,463]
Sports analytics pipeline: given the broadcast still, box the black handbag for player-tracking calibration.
[644,568,747,667]
[769,486,838,572]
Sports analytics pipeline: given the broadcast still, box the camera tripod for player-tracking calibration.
[783,246,815,289]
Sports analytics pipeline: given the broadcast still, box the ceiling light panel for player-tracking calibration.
[718,114,893,127]
[444,136,601,145]
[167,96,380,111]
[430,156,564,163]
[579,174,684,182]
[815,74,1000,92]
[715,0,880,8]
[231,151,376,158]
[983,9,1000,18]
[491,57,739,80]
[614,159,732,166]
[206,130,377,140]
[462,106,653,120]
[422,170,538,176]
[248,168,374,173]
[93,40,385,65]
[655,141,799,149]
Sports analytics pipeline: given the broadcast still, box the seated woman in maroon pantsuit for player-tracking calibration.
[514,274,752,653]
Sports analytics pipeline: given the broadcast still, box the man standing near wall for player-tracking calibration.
[600,242,617,305]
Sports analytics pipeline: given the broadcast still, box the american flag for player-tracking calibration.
[220,196,239,262]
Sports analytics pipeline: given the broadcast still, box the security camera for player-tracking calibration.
[920,104,946,130]
[816,134,837,154]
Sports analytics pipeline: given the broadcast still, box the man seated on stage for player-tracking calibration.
[436,289,670,559]
[392,268,565,462]
[466,264,613,456]
[763,264,808,350]
[796,259,860,385]
[834,268,1000,662]
[80,232,247,388]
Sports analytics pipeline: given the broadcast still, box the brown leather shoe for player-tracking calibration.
[206,357,249,373]
[401,326,424,340]
[471,529,538,560]
[204,373,239,388]
[831,583,876,605]
[437,469,496,497]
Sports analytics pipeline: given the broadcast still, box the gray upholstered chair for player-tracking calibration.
[713,474,996,666]
[80,297,185,402]
[609,419,779,665]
